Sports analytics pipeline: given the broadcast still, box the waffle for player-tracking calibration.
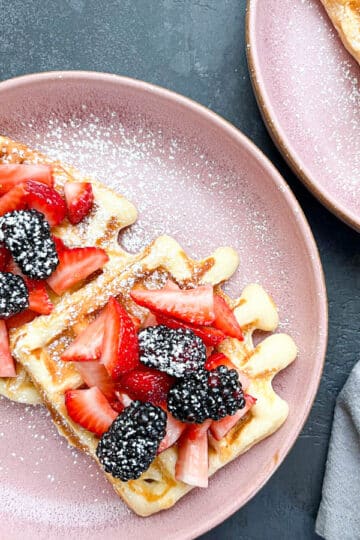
[320,0,360,64]
[11,234,297,516]
[0,135,138,404]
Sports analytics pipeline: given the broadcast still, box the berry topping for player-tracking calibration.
[0,210,58,279]
[156,314,226,346]
[138,325,206,378]
[96,401,167,481]
[64,182,94,225]
[0,164,53,195]
[210,394,256,441]
[5,309,37,330]
[6,259,53,315]
[175,420,211,487]
[158,409,186,453]
[130,283,215,325]
[52,235,67,254]
[25,180,66,226]
[119,367,174,405]
[65,386,118,437]
[167,366,245,424]
[75,362,117,402]
[0,271,29,318]
[213,295,243,340]
[62,308,107,362]
[100,297,140,380]
[205,352,250,390]
[0,320,16,377]
[0,183,28,215]
[0,244,10,271]
[47,245,108,295]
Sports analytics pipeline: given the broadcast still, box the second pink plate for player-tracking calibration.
[0,71,327,539]
[247,0,360,231]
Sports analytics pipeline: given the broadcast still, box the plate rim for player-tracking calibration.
[246,0,360,233]
[0,70,328,539]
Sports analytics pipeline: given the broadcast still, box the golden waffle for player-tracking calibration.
[11,235,297,516]
[0,135,138,404]
[320,0,360,64]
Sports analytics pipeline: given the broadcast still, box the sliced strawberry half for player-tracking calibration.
[64,182,94,225]
[130,283,215,326]
[120,367,174,405]
[0,245,10,271]
[25,180,66,226]
[213,295,243,340]
[0,320,16,377]
[62,309,107,362]
[158,410,186,453]
[205,352,250,390]
[5,309,37,330]
[65,386,118,437]
[210,394,257,441]
[100,297,140,380]
[141,311,158,329]
[75,362,117,401]
[0,164,53,195]
[0,182,28,215]
[156,314,226,346]
[175,420,211,488]
[47,246,109,295]
[52,235,67,254]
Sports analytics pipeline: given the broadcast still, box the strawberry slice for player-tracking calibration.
[175,420,211,488]
[130,283,215,326]
[210,394,256,441]
[5,309,37,329]
[47,246,109,295]
[205,352,250,390]
[0,320,16,377]
[141,312,158,328]
[162,279,180,291]
[129,315,141,332]
[0,182,28,215]
[120,367,174,405]
[62,309,107,362]
[25,180,66,226]
[6,259,53,315]
[52,235,67,254]
[0,164,53,195]
[156,314,226,346]
[0,245,10,271]
[64,182,94,225]
[100,297,140,380]
[158,410,186,453]
[65,386,118,436]
[75,362,117,401]
[213,295,243,340]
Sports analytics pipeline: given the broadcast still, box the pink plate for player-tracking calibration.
[0,72,327,539]
[247,0,360,231]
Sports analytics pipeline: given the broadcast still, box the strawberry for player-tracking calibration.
[120,367,174,405]
[156,314,226,346]
[6,259,53,315]
[158,410,186,453]
[64,182,94,225]
[0,245,10,271]
[0,182,28,215]
[129,315,141,332]
[47,246,109,295]
[213,295,243,340]
[0,320,16,377]
[210,394,257,441]
[100,297,140,380]
[116,391,133,409]
[52,235,67,254]
[65,386,118,437]
[75,362,117,401]
[25,180,66,226]
[162,279,180,291]
[0,164,53,195]
[5,309,37,329]
[130,283,215,326]
[205,352,250,390]
[141,312,158,328]
[62,309,107,362]
[175,420,211,488]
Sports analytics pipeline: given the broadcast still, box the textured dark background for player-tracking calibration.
[1,1,359,538]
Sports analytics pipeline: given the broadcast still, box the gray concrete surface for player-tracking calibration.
[1,1,359,538]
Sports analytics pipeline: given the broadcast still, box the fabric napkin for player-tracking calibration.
[316,361,360,540]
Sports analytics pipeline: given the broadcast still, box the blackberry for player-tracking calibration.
[167,366,245,423]
[0,210,58,279]
[0,271,29,318]
[138,325,206,377]
[96,401,167,481]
